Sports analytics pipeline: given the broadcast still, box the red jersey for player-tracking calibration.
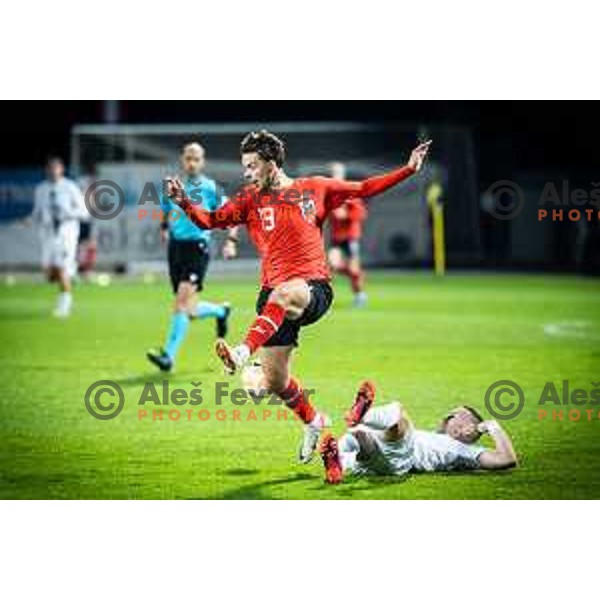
[329,196,367,243]
[179,165,415,288]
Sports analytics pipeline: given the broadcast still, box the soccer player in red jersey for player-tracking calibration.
[167,131,431,463]
[327,162,369,307]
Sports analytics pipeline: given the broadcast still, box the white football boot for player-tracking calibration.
[298,413,332,464]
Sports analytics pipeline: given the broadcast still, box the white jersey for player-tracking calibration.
[410,430,484,472]
[76,176,94,223]
[33,177,86,276]
[340,421,485,477]
[32,177,87,230]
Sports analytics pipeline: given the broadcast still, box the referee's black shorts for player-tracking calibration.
[167,239,210,293]
[255,279,334,348]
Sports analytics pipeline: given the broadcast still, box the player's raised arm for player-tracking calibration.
[476,421,518,470]
[324,140,432,209]
[215,187,240,259]
[167,177,247,230]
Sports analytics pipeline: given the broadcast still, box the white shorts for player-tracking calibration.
[340,424,416,477]
[39,221,80,277]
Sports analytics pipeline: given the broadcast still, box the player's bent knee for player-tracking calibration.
[270,285,307,320]
[384,402,411,441]
[270,284,293,308]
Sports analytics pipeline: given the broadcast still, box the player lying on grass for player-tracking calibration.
[166,131,431,463]
[147,140,234,372]
[320,381,518,483]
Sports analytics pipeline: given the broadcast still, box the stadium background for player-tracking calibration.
[0,101,599,499]
[1,101,599,274]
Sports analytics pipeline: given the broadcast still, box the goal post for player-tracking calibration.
[70,121,476,275]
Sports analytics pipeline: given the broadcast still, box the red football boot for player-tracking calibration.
[344,380,376,427]
[320,434,343,484]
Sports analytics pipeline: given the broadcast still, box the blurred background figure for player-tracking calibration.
[1,102,597,283]
[327,162,368,307]
[30,157,87,317]
[76,165,98,280]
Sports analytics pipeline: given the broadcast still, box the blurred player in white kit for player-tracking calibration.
[320,381,518,483]
[31,157,88,317]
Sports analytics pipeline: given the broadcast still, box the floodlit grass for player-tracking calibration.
[1,272,599,499]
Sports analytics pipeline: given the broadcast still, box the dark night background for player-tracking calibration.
[1,100,597,273]
[1,101,599,192]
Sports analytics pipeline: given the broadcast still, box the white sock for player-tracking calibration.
[62,291,72,312]
[233,344,251,364]
[57,292,72,315]
[362,402,402,430]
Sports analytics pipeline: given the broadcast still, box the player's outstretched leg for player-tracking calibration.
[214,280,307,375]
[253,345,330,463]
[215,302,286,374]
[345,380,376,427]
[279,375,331,463]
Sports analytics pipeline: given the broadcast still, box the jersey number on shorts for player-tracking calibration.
[258,207,275,231]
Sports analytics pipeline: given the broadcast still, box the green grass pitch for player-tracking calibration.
[1,272,599,499]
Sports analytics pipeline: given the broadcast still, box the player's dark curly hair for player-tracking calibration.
[240,130,286,167]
